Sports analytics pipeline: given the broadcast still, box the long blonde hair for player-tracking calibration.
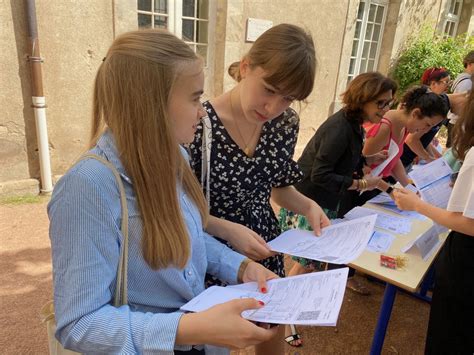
[90,29,208,270]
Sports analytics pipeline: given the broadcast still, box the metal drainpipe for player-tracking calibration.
[25,0,53,194]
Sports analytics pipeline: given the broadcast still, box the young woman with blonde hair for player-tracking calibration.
[394,88,474,354]
[189,24,330,351]
[48,29,278,354]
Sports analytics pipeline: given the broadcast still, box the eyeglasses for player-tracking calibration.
[438,79,452,85]
[375,99,393,110]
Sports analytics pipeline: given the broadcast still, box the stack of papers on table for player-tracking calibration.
[367,192,396,206]
[344,206,412,235]
[181,268,349,326]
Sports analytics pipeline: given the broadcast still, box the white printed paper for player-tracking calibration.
[377,203,428,221]
[267,215,376,264]
[404,184,419,193]
[371,139,399,177]
[181,268,349,326]
[366,231,396,253]
[367,192,396,206]
[401,225,441,261]
[344,206,412,235]
[409,158,452,189]
[419,175,452,210]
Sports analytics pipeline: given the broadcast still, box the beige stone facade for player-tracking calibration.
[1,0,472,196]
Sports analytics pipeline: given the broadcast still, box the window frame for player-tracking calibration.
[442,0,463,38]
[137,0,210,64]
[347,0,388,84]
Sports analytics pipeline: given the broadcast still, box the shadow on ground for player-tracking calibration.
[0,200,429,354]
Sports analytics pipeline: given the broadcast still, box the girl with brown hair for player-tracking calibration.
[394,89,474,354]
[48,29,278,354]
[188,24,329,351]
[363,85,449,186]
[400,67,466,168]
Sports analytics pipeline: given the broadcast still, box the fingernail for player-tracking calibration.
[261,287,267,293]
[258,300,265,306]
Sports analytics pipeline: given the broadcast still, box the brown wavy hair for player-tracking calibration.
[342,72,397,123]
[90,29,208,270]
[228,23,316,101]
[452,89,474,161]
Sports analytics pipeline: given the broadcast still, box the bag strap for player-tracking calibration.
[451,76,469,92]
[201,116,212,204]
[79,154,129,307]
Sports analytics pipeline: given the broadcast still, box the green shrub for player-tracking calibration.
[390,25,474,97]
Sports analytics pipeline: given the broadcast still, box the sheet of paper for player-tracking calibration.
[401,225,441,261]
[267,215,376,264]
[404,184,419,193]
[371,139,399,177]
[377,203,428,221]
[433,222,448,235]
[181,268,349,326]
[366,231,396,253]
[409,157,452,189]
[344,206,412,235]
[419,175,452,209]
[367,192,396,206]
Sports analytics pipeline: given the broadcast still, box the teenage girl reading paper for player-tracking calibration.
[189,24,330,351]
[48,29,278,354]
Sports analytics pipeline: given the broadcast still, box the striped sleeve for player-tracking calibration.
[49,169,182,354]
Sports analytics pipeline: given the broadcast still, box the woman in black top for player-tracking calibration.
[280,72,397,293]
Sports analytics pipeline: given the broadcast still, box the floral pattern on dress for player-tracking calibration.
[189,101,303,284]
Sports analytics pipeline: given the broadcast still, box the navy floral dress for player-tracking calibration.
[189,101,303,284]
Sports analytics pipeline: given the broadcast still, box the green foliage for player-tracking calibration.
[390,26,474,96]
[0,194,49,205]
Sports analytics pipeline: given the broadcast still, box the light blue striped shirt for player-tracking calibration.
[48,131,245,354]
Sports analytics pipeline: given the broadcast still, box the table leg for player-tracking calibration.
[370,283,397,355]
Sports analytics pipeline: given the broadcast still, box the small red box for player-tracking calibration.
[380,255,397,269]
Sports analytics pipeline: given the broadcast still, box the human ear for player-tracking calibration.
[239,58,250,79]
[411,107,422,119]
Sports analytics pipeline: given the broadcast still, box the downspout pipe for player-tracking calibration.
[25,0,53,194]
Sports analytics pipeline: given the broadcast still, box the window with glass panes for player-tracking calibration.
[347,0,387,84]
[442,0,463,38]
[137,0,209,64]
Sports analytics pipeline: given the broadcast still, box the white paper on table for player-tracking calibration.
[419,175,453,209]
[404,184,419,193]
[409,157,452,189]
[371,139,399,177]
[377,203,428,221]
[432,222,449,235]
[401,225,441,261]
[180,268,349,326]
[344,206,412,235]
[267,215,376,264]
[367,192,397,206]
[366,231,396,253]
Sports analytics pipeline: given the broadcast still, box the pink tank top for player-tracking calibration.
[365,118,408,177]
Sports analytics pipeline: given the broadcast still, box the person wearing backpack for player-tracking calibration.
[446,50,474,147]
